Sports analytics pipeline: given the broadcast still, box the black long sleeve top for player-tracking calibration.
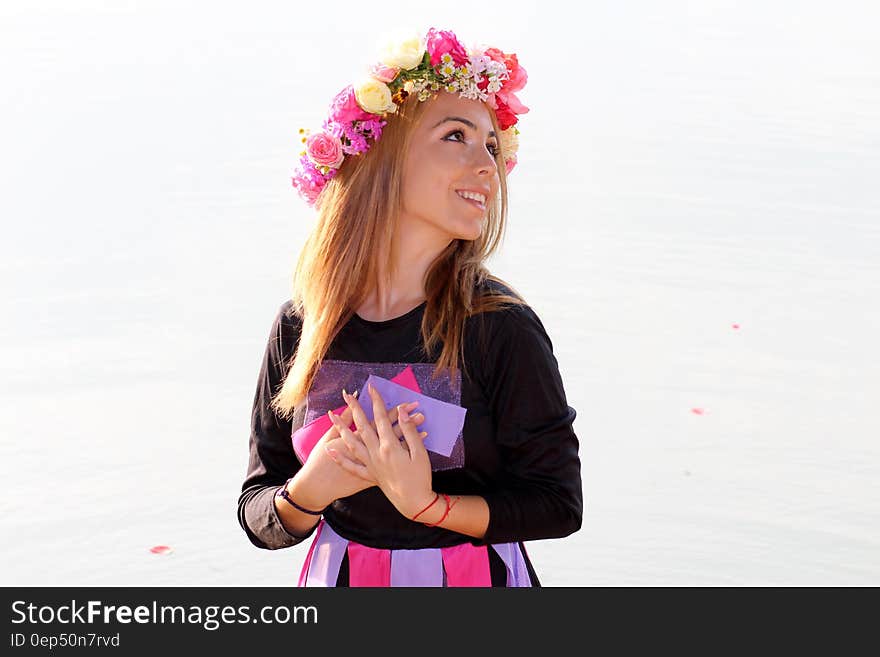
[237,280,583,581]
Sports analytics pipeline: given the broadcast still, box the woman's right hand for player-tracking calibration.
[289,395,425,510]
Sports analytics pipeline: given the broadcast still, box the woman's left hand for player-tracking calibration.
[328,383,435,519]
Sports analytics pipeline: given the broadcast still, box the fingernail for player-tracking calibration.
[327,410,336,421]
[368,382,374,395]
[342,387,348,400]
[352,389,359,398]
[419,431,428,439]
[406,401,420,410]
[399,406,409,422]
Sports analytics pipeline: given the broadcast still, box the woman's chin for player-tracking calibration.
[452,216,484,242]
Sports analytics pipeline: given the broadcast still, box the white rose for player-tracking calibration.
[378,35,425,70]
[499,126,519,160]
[353,77,396,114]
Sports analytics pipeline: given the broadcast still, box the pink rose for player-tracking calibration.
[498,89,529,116]
[505,154,517,175]
[506,63,527,93]
[369,63,400,84]
[483,47,529,117]
[484,47,505,65]
[305,131,345,168]
[425,27,469,67]
[328,85,373,124]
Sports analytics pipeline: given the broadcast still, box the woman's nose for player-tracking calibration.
[472,146,496,175]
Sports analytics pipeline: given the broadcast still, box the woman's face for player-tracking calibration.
[400,91,501,243]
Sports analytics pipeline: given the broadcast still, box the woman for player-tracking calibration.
[237,27,582,586]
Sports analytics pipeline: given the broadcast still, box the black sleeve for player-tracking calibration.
[236,301,318,550]
[475,303,583,545]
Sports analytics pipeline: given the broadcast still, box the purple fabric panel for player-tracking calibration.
[297,520,323,587]
[304,521,349,587]
[491,543,533,587]
[390,548,444,587]
[357,374,466,457]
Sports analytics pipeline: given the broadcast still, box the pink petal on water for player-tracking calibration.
[690,407,705,415]
[149,545,173,555]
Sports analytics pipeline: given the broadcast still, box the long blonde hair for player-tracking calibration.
[270,92,527,420]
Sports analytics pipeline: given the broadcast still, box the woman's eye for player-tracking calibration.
[444,129,466,143]
[445,129,500,157]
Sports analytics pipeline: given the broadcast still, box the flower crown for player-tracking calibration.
[291,27,528,207]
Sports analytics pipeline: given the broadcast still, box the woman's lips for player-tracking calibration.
[455,191,486,211]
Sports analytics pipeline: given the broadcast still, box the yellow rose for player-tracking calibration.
[378,35,425,70]
[499,126,519,160]
[353,77,396,115]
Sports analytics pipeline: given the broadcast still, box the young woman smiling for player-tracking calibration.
[238,28,582,587]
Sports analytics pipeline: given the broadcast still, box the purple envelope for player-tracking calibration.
[356,374,466,457]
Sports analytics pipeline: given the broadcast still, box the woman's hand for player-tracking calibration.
[328,383,435,519]
[291,403,372,510]
[295,392,427,510]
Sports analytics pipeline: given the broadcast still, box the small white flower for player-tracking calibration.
[469,55,489,74]
[486,60,509,81]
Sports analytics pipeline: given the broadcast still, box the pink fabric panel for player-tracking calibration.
[292,404,351,463]
[297,520,324,587]
[347,542,392,587]
[391,364,421,392]
[440,542,492,587]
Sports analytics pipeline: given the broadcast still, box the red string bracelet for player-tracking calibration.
[411,493,440,522]
[423,493,459,527]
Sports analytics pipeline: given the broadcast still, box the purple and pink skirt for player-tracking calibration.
[298,519,533,587]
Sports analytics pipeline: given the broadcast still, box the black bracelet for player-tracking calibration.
[275,479,326,516]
